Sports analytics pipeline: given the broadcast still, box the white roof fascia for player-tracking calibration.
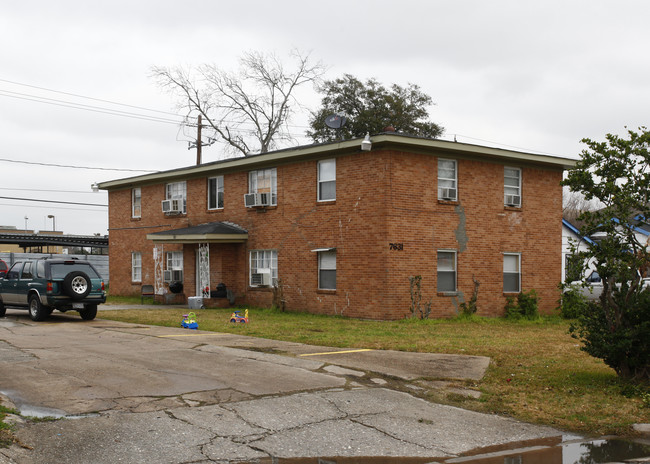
[98,135,577,191]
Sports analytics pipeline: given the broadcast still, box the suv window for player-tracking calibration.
[21,262,33,279]
[6,263,22,280]
[36,260,46,278]
[50,263,100,279]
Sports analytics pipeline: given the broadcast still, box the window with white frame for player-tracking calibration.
[504,167,521,207]
[132,252,142,282]
[438,159,457,201]
[208,176,224,210]
[166,181,187,213]
[164,251,183,282]
[318,159,336,201]
[318,250,336,290]
[249,168,277,206]
[437,250,457,292]
[132,188,141,218]
[503,253,521,293]
[249,250,277,286]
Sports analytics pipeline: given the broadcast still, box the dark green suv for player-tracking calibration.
[0,258,106,321]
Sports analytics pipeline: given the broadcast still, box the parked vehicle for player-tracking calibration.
[0,258,106,321]
[570,271,650,301]
[0,259,7,279]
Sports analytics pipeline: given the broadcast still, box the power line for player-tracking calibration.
[0,88,313,142]
[3,78,565,156]
[0,90,185,125]
[0,157,156,172]
[0,78,313,137]
[0,202,108,212]
[0,187,103,194]
[0,196,107,207]
[0,77,182,117]
[451,134,567,158]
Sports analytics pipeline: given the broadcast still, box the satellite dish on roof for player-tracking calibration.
[324,113,347,129]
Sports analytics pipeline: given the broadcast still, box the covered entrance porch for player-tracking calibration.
[146,221,248,306]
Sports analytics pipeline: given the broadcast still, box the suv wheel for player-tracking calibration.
[28,295,47,321]
[80,304,97,321]
[63,271,92,301]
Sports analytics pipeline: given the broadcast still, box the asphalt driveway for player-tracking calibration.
[0,310,562,463]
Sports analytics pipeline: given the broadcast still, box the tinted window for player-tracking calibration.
[6,263,23,280]
[21,262,33,279]
[50,263,100,279]
[587,271,601,283]
[36,261,46,278]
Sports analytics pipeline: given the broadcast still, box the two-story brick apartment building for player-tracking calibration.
[98,133,575,319]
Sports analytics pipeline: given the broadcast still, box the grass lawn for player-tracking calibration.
[100,301,649,437]
[0,405,17,447]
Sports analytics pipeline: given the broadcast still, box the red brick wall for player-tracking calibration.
[107,147,563,319]
[384,151,562,318]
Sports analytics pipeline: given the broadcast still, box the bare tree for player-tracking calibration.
[563,189,597,227]
[152,50,325,157]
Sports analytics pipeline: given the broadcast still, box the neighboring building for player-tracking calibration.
[99,133,575,319]
[563,215,650,282]
[562,219,595,282]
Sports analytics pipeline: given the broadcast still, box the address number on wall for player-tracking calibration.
[389,243,404,251]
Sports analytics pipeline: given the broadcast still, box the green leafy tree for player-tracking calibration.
[561,127,650,381]
[307,74,443,142]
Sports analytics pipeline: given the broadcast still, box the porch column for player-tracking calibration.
[198,243,210,298]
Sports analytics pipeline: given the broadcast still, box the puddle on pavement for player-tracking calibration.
[560,437,650,464]
[18,405,67,419]
[17,405,98,420]
[238,436,650,464]
[1,390,98,420]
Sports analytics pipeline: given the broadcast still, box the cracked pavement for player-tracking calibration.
[0,311,561,463]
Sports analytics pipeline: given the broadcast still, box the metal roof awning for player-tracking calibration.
[310,247,336,252]
[146,221,248,244]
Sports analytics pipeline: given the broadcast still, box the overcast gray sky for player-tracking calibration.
[1,0,648,236]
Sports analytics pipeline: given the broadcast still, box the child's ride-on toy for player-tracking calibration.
[181,312,198,329]
[230,309,249,323]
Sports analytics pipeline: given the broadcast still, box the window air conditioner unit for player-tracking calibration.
[164,270,184,282]
[256,192,270,206]
[439,188,457,201]
[162,198,182,214]
[505,194,521,207]
[244,192,271,208]
[244,193,257,208]
[251,269,271,286]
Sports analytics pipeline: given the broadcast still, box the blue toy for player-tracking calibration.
[181,312,198,330]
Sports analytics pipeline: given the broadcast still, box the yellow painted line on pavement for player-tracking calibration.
[157,333,220,338]
[299,348,374,357]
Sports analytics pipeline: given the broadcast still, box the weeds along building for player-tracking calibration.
[98,133,575,319]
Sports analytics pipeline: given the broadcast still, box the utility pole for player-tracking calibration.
[196,114,202,165]
[188,114,214,164]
